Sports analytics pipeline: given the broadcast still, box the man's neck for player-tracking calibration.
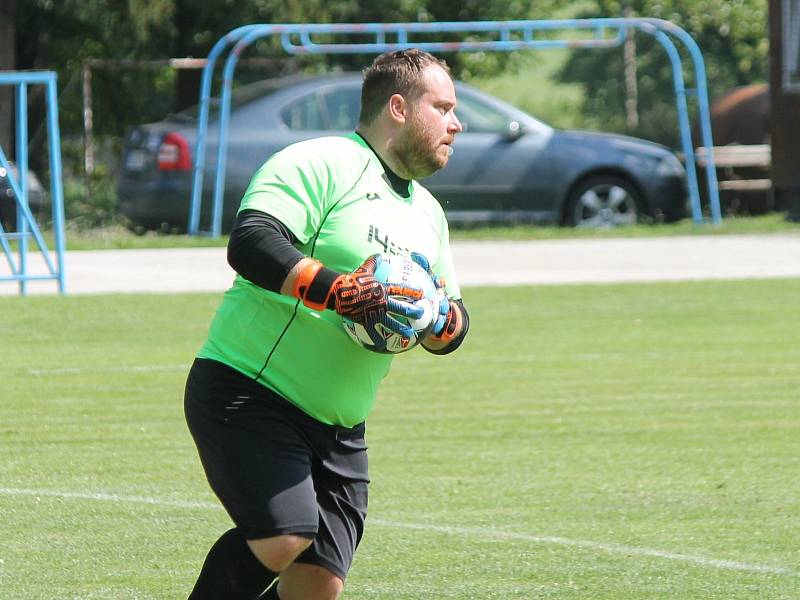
[354,130,411,197]
[355,127,412,179]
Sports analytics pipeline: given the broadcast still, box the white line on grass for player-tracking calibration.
[26,364,189,376]
[0,486,792,576]
[0,487,217,510]
[368,520,792,575]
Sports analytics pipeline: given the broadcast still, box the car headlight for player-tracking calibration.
[655,154,685,177]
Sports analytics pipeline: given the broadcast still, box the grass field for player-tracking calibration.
[34,214,800,251]
[1,279,799,599]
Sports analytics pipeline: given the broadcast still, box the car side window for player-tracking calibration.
[281,94,326,130]
[321,87,361,131]
[456,93,511,134]
[280,85,361,131]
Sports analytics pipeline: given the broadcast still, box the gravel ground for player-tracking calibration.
[2,233,800,296]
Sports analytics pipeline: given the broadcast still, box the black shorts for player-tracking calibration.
[184,358,369,580]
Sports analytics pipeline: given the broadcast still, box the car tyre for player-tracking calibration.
[566,175,644,228]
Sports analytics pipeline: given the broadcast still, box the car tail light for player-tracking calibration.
[157,132,192,171]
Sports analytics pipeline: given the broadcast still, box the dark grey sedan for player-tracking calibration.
[118,73,687,232]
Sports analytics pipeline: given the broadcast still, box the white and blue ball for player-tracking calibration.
[342,253,441,354]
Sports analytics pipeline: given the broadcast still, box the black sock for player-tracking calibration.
[188,528,278,600]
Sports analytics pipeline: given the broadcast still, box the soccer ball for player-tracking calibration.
[342,254,441,354]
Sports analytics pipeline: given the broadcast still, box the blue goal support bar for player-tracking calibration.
[190,19,721,237]
[0,71,67,295]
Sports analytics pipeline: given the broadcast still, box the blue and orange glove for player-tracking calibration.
[410,252,466,349]
[428,300,465,343]
[409,252,451,337]
[293,254,424,337]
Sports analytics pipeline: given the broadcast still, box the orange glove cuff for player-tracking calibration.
[292,261,343,312]
[292,261,323,304]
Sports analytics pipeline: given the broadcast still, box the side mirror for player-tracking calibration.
[504,120,525,141]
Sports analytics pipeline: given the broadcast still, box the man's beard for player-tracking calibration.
[393,114,449,179]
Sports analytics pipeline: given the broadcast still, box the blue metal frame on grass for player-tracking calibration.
[190,19,721,237]
[0,71,67,295]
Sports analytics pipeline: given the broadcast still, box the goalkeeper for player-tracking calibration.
[184,49,469,600]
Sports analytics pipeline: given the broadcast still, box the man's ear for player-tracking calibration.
[388,93,407,123]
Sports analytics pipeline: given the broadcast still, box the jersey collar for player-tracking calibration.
[350,132,412,199]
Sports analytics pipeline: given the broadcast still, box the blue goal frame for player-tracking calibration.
[0,71,67,295]
[190,19,721,237]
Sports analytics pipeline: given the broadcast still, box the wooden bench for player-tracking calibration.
[694,144,771,192]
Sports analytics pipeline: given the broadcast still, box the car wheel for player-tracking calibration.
[566,175,643,228]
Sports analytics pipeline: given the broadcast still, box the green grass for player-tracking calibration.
[27,214,800,251]
[60,224,232,251]
[450,213,800,240]
[1,279,800,598]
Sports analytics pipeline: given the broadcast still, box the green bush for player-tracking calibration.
[557,0,768,148]
[62,167,120,229]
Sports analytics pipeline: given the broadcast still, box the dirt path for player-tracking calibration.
[2,234,800,296]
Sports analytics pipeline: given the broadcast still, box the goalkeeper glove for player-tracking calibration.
[427,299,464,342]
[409,252,448,336]
[292,254,424,337]
[408,252,468,351]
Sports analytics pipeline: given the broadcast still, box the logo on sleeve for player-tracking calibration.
[366,192,382,201]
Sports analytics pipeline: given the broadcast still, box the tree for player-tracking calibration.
[9,0,570,225]
[557,0,769,147]
[12,0,566,180]
[0,0,15,155]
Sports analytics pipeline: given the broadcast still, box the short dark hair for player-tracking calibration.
[358,49,451,126]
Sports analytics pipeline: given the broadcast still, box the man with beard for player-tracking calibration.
[183,49,469,600]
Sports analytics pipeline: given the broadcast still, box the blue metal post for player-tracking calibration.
[189,25,264,235]
[16,82,29,294]
[16,83,30,296]
[46,75,67,293]
[212,28,276,237]
[642,24,703,224]
[0,71,66,294]
[649,19,720,223]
